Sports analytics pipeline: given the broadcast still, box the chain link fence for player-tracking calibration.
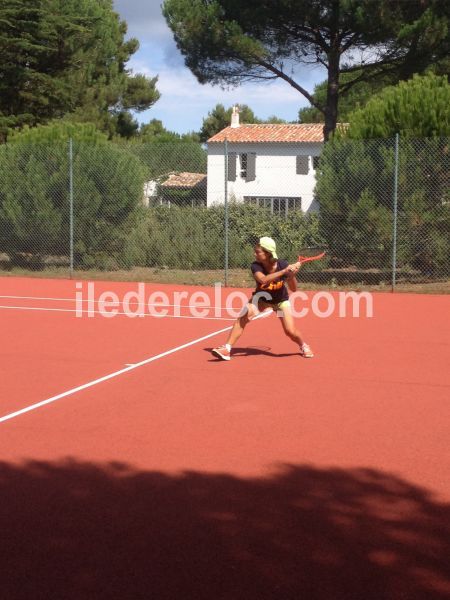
[0,137,448,290]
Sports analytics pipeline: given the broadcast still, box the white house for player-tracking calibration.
[207,108,325,214]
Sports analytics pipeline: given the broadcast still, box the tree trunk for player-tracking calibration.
[324,48,341,142]
[324,0,341,143]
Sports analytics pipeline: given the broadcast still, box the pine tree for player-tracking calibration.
[199,104,261,142]
[347,73,450,139]
[0,122,146,267]
[316,74,450,274]
[0,0,160,140]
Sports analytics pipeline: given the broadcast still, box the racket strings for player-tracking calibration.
[297,246,327,264]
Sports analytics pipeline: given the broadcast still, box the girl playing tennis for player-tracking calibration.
[212,236,314,361]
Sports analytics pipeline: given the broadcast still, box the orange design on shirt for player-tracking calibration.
[260,280,284,292]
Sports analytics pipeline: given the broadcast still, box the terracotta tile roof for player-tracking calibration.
[160,172,207,188]
[208,123,326,143]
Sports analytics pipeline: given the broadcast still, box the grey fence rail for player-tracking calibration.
[0,136,448,289]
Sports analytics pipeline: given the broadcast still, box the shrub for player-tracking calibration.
[126,202,324,270]
[0,122,146,268]
[316,135,449,273]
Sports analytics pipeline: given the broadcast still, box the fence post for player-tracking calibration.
[392,133,399,292]
[224,138,229,287]
[69,137,74,279]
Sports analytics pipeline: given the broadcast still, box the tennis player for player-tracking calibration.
[212,236,314,361]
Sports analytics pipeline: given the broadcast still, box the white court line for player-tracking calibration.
[0,311,272,424]
[0,326,231,423]
[0,304,235,321]
[0,295,241,311]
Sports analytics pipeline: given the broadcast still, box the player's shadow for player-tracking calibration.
[1,459,449,600]
[205,346,300,360]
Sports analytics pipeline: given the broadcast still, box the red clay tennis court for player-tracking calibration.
[1,276,449,599]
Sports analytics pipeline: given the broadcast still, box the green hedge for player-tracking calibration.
[316,136,449,274]
[124,203,324,270]
[0,123,146,269]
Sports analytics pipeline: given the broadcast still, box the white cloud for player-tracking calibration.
[113,0,169,41]
[115,0,327,133]
[128,61,325,132]
[130,58,324,106]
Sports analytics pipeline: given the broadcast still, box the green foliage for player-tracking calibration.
[346,74,450,139]
[316,138,393,267]
[199,104,261,142]
[123,142,207,180]
[125,203,323,270]
[316,133,450,273]
[137,120,200,143]
[156,187,206,208]
[198,103,288,141]
[0,0,160,140]
[7,121,109,144]
[317,74,450,274]
[298,72,392,124]
[0,151,63,258]
[345,191,392,268]
[265,116,289,124]
[398,192,450,276]
[398,138,450,213]
[163,0,449,138]
[0,122,146,268]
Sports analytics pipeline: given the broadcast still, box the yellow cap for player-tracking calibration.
[259,236,278,259]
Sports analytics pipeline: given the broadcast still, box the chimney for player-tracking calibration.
[231,105,240,128]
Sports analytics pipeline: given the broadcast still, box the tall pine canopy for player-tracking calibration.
[346,73,450,139]
[315,74,450,274]
[199,104,260,142]
[0,0,160,140]
[163,0,449,140]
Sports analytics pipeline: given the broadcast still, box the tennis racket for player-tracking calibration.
[297,246,326,265]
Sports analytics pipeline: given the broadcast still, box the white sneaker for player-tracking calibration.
[300,342,314,358]
[212,345,231,361]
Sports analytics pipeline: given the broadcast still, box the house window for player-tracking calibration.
[244,196,302,217]
[229,152,256,182]
[312,156,320,170]
[240,153,247,178]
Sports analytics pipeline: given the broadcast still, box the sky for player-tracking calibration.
[113,0,326,135]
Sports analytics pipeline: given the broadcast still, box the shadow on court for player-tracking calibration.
[205,346,300,360]
[1,460,449,600]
